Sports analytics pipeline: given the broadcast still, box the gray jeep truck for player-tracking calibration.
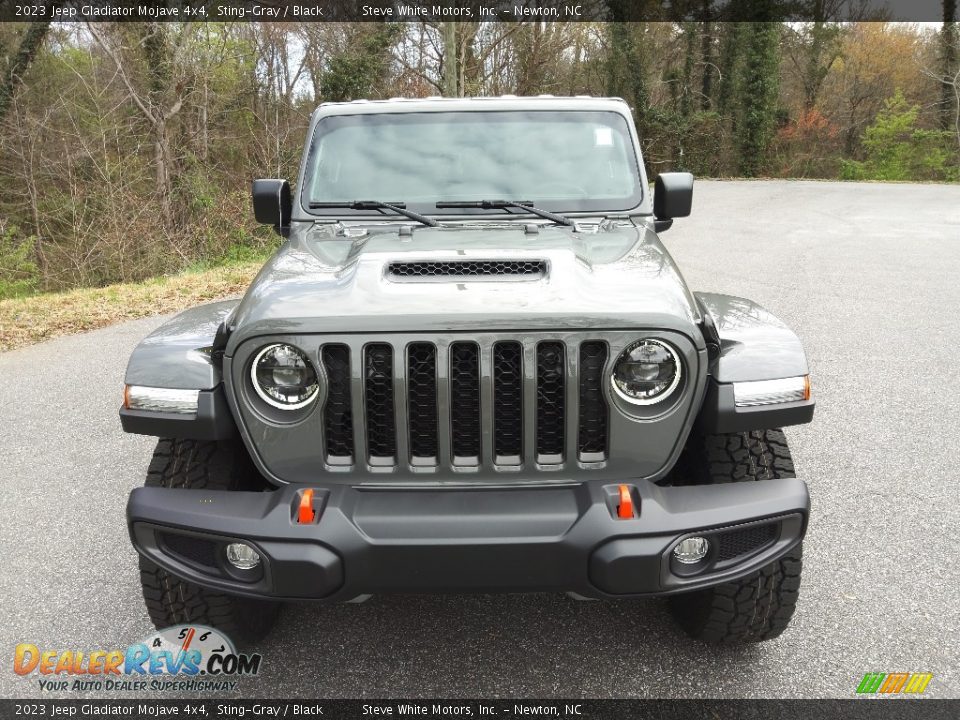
[121,96,814,646]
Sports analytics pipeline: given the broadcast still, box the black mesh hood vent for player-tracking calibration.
[387,260,547,281]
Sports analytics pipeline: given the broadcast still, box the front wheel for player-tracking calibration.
[669,544,803,644]
[137,438,281,647]
[668,429,804,643]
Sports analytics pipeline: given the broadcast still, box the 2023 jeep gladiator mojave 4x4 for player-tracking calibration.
[121,96,814,646]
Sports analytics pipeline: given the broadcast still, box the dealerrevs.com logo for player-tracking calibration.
[13,625,262,692]
[856,673,934,696]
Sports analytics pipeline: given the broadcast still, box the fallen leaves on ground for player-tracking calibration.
[0,263,261,353]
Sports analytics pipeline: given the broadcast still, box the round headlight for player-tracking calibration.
[611,339,681,405]
[250,343,319,409]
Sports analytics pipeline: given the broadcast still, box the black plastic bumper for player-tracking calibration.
[127,479,809,601]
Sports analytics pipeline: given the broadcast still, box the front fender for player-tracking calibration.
[124,300,237,389]
[696,293,808,383]
[695,293,814,433]
[120,300,239,440]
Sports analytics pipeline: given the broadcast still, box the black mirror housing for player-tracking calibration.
[252,179,291,229]
[654,172,694,221]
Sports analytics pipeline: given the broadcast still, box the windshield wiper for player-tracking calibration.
[309,200,438,227]
[435,200,575,227]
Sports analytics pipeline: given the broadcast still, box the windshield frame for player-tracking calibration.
[297,109,646,220]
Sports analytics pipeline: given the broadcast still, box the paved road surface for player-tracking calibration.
[2,180,959,699]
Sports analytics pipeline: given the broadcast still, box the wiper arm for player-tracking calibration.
[435,200,575,227]
[309,200,438,227]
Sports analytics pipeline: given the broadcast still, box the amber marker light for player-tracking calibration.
[617,484,635,519]
[298,489,316,524]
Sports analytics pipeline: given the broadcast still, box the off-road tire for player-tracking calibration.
[679,428,795,485]
[138,438,281,647]
[668,429,803,644]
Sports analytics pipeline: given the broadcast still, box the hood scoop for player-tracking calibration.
[386,259,548,282]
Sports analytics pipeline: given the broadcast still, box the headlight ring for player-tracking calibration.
[611,338,682,406]
[250,343,320,410]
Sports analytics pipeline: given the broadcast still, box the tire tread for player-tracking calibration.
[138,438,279,647]
[669,428,803,644]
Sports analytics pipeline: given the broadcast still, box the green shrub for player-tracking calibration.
[0,224,40,300]
[841,91,957,182]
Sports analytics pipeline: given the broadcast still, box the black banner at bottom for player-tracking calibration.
[1,699,957,720]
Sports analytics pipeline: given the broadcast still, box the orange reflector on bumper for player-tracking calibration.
[298,489,316,524]
[617,484,634,519]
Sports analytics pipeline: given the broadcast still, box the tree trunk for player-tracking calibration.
[0,22,51,125]
[155,119,173,227]
[942,0,958,131]
[802,4,840,113]
[737,21,781,177]
[606,14,650,147]
[717,22,743,119]
[680,23,696,120]
[701,17,714,111]
[442,22,458,97]
[138,23,178,228]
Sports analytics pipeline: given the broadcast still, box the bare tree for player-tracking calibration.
[87,22,188,228]
[922,28,960,152]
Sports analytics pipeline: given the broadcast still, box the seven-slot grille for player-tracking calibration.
[318,338,610,471]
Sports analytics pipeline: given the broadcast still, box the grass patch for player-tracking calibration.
[0,262,262,353]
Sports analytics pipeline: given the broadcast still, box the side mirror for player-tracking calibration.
[653,172,694,232]
[252,179,291,231]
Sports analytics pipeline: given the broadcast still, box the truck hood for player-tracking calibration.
[227,220,702,349]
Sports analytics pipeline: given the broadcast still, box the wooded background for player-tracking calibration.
[1,14,958,298]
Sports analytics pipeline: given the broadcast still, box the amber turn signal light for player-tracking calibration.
[298,488,316,524]
[617,484,635,519]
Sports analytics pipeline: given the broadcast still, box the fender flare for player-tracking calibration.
[120,300,239,440]
[695,293,814,433]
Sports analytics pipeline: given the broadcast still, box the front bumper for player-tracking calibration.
[127,479,809,601]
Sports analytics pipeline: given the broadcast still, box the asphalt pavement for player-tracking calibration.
[1,180,959,699]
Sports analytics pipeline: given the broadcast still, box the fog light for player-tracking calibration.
[673,536,710,564]
[225,543,261,570]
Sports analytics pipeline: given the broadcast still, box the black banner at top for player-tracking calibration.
[0,0,950,23]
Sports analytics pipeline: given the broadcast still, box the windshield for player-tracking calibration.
[302,110,643,216]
